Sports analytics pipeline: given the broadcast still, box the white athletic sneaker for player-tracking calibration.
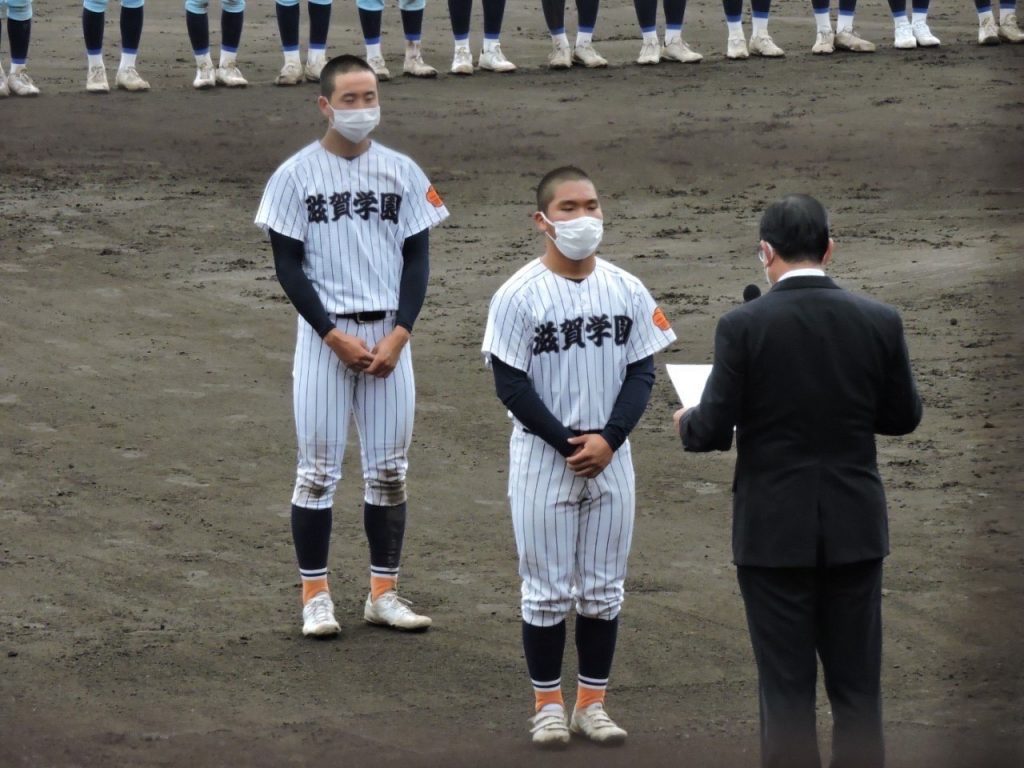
[912,20,940,46]
[86,64,110,93]
[530,706,570,749]
[301,591,340,637]
[835,29,876,51]
[193,61,216,89]
[573,42,608,67]
[999,13,1024,42]
[304,58,326,82]
[979,15,1001,44]
[7,69,39,97]
[893,19,917,48]
[661,38,703,62]
[450,45,474,75]
[216,64,248,87]
[368,55,391,81]
[726,35,750,59]
[275,60,303,86]
[478,45,517,72]
[749,33,785,56]
[363,591,432,630]
[404,42,437,77]
[570,703,628,745]
[115,66,150,91]
[0,67,8,98]
[636,40,661,64]
[812,30,835,54]
[549,40,572,69]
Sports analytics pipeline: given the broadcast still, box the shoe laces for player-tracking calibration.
[307,594,333,623]
[376,591,416,616]
[580,705,617,729]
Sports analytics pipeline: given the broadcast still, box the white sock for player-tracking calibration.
[10,62,25,73]
[576,30,593,46]
[195,52,213,67]
[482,37,500,52]
[837,12,854,32]
[284,49,301,65]
[219,50,237,67]
[664,27,682,44]
[453,34,469,49]
[119,52,137,70]
[366,42,383,60]
[912,9,928,23]
[815,11,832,32]
[307,49,325,65]
[87,52,104,68]
[751,16,769,36]
[1000,4,1016,20]
[552,31,569,47]
[727,19,743,37]
[978,8,994,21]
[642,30,658,44]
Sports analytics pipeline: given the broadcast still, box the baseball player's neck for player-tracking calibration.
[542,246,596,281]
[320,132,372,160]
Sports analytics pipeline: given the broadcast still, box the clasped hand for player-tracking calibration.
[566,433,613,479]
[324,326,409,378]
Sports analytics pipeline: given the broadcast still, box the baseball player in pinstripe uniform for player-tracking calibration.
[255,54,449,638]
[482,167,676,748]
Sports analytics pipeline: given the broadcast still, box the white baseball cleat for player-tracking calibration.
[893,19,917,48]
[530,706,570,749]
[304,58,326,82]
[812,30,835,54]
[835,29,876,51]
[363,591,432,630]
[0,66,8,98]
[912,20,940,46]
[570,703,628,745]
[573,42,608,68]
[450,45,474,75]
[749,33,785,56]
[979,16,1001,44]
[193,61,216,89]
[726,35,750,59]
[116,66,150,91]
[7,69,39,97]
[302,591,340,637]
[999,13,1024,42]
[636,40,661,64]
[478,45,517,72]
[275,60,303,86]
[662,39,703,62]
[368,55,391,81]
[86,64,110,93]
[404,42,437,77]
[549,40,572,69]
[216,64,248,87]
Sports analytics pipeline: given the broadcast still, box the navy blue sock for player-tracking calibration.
[83,9,105,53]
[308,1,332,47]
[723,0,742,18]
[222,9,244,51]
[358,8,382,41]
[634,0,657,29]
[276,1,300,48]
[120,4,143,51]
[751,0,771,16]
[291,504,332,578]
[482,0,506,36]
[541,0,566,33]
[664,0,686,27]
[576,0,599,30]
[7,18,30,62]
[186,10,209,53]
[576,615,619,683]
[523,620,567,689]
[449,0,472,37]
[400,8,423,39]
[364,502,406,570]
[812,0,830,11]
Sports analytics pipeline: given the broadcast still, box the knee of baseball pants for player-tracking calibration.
[222,0,245,12]
[575,592,624,621]
[356,0,384,11]
[521,591,573,628]
[309,0,333,4]
[292,467,341,510]
[5,0,32,22]
[364,472,407,507]
[276,0,298,5]
[185,0,208,12]
[398,0,425,10]
[122,0,145,8]
[83,0,110,12]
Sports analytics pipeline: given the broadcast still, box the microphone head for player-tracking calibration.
[743,284,762,302]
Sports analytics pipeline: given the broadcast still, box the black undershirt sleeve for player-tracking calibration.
[396,228,430,333]
[491,357,576,457]
[270,229,335,339]
[600,355,656,451]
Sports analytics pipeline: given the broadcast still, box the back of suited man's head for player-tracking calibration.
[759,194,830,262]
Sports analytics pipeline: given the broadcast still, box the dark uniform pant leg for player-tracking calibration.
[737,566,822,768]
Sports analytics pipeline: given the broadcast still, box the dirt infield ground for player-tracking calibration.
[1,0,1022,765]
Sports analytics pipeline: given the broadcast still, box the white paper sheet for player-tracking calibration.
[666,364,713,408]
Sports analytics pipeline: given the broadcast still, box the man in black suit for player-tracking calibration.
[674,194,922,768]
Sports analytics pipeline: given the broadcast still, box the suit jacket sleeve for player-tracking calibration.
[875,311,923,436]
[680,312,742,452]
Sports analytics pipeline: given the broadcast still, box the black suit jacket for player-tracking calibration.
[681,275,922,567]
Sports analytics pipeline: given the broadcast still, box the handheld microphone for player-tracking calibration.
[743,284,762,303]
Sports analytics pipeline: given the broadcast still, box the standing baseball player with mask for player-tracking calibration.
[482,167,676,748]
[255,54,448,639]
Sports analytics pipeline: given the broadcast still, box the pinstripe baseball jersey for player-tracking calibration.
[255,140,449,314]
[482,257,677,431]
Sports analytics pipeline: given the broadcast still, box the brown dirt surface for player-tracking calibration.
[1,1,1022,766]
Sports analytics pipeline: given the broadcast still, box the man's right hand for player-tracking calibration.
[323,329,374,371]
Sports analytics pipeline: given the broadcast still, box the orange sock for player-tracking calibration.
[302,577,329,605]
[576,686,606,711]
[370,574,397,601]
[535,689,565,712]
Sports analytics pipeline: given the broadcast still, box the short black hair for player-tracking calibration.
[319,54,376,99]
[536,166,593,214]
[759,194,831,262]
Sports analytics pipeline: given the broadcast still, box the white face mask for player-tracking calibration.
[331,105,380,143]
[540,213,604,261]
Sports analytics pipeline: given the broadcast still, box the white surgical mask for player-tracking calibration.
[540,212,603,261]
[331,106,380,143]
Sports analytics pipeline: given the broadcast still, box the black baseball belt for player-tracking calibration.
[334,311,392,323]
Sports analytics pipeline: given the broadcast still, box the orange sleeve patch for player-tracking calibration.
[426,185,444,208]
[653,306,671,331]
